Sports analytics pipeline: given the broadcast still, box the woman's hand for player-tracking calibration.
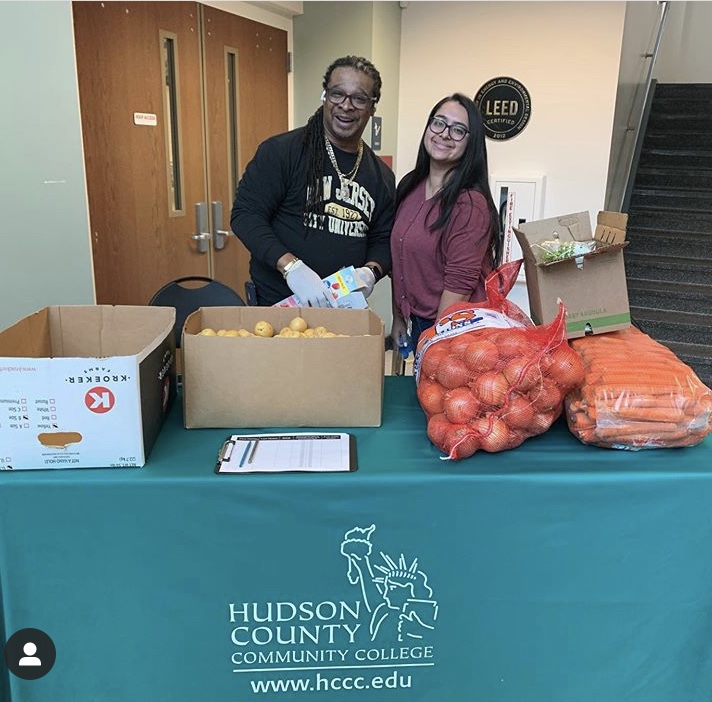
[390,315,408,350]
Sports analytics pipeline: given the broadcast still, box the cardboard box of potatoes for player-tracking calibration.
[182,307,385,428]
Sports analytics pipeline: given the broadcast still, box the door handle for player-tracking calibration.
[191,202,210,253]
[211,200,231,250]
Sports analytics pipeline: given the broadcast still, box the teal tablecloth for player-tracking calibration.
[1,376,712,701]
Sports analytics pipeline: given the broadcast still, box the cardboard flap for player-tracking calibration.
[595,211,628,245]
[0,306,175,360]
[48,306,174,358]
[514,211,628,267]
[0,308,52,358]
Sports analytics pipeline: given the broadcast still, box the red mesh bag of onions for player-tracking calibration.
[414,260,585,460]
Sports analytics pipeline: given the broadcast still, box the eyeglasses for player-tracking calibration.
[428,116,470,142]
[322,88,376,111]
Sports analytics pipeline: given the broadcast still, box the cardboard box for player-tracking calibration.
[0,306,176,470]
[182,307,384,428]
[513,211,631,338]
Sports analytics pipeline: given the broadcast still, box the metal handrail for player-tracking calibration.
[620,0,670,212]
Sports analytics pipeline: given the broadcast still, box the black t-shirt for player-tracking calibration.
[231,126,395,305]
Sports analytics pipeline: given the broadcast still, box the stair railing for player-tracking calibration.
[620,0,670,212]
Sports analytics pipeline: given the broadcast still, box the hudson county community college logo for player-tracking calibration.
[227,524,438,694]
[341,524,438,642]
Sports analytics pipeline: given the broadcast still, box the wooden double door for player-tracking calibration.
[73,2,288,305]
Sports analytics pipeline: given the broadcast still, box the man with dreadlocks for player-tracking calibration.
[231,56,395,307]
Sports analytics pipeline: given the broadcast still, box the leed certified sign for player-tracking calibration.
[474,77,531,141]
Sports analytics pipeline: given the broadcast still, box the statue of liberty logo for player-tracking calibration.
[340,524,438,642]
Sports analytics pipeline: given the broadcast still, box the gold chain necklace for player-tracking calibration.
[325,136,364,187]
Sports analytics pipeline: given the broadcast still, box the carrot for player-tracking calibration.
[597,406,686,423]
[581,387,687,403]
[565,326,711,448]
[579,358,696,378]
[608,396,702,411]
[568,411,594,430]
[594,421,689,439]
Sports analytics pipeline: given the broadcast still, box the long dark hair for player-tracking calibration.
[302,56,382,226]
[396,93,503,266]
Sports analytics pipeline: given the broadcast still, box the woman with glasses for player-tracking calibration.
[231,55,395,307]
[390,93,503,352]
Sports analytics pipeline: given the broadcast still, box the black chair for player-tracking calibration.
[148,276,246,348]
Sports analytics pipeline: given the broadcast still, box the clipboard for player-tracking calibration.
[215,433,357,474]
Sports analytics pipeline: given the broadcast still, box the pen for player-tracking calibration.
[238,440,253,468]
[247,440,260,464]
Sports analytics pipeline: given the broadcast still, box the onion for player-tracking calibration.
[463,338,500,372]
[449,331,479,359]
[436,356,471,390]
[501,393,536,430]
[417,378,446,415]
[528,378,563,412]
[427,413,453,446]
[543,343,585,390]
[470,416,512,453]
[527,409,556,435]
[471,370,510,407]
[444,387,481,424]
[502,355,542,392]
[443,425,480,460]
[489,329,534,360]
[420,342,451,379]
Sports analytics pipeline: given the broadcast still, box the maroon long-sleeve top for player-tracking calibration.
[391,180,493,321]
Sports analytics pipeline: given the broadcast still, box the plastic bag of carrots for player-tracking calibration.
[414,260,585,460]
[565,326,712,449]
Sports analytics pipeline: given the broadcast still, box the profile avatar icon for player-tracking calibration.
[3,627,56,679]
[19,642,42,666]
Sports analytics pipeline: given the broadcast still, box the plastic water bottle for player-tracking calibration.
[397,333,413,359]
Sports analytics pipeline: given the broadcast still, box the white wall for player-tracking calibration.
[0,1,95,331]
[397,1,626,219]
[656,1,712,82]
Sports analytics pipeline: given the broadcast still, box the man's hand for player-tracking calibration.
[284,260,334,307]
[354,267,377,298]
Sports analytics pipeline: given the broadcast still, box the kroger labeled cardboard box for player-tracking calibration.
[0,305,176,470]
[182,307,384,428]
[513,211,631,338]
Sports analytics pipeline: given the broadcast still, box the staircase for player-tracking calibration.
[624,82,712,388]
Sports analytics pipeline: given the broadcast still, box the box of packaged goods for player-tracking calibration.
[182,307,384,428]
[513,211,631,338]
[274,266,368,309]
[0,305,176,470]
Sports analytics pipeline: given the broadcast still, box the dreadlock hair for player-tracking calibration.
[302,56,382,228]
[396,93,504,267]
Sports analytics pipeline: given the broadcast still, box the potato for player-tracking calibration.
[254,321,275,338]
[198,328,217,336]
[289,316,308,333]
